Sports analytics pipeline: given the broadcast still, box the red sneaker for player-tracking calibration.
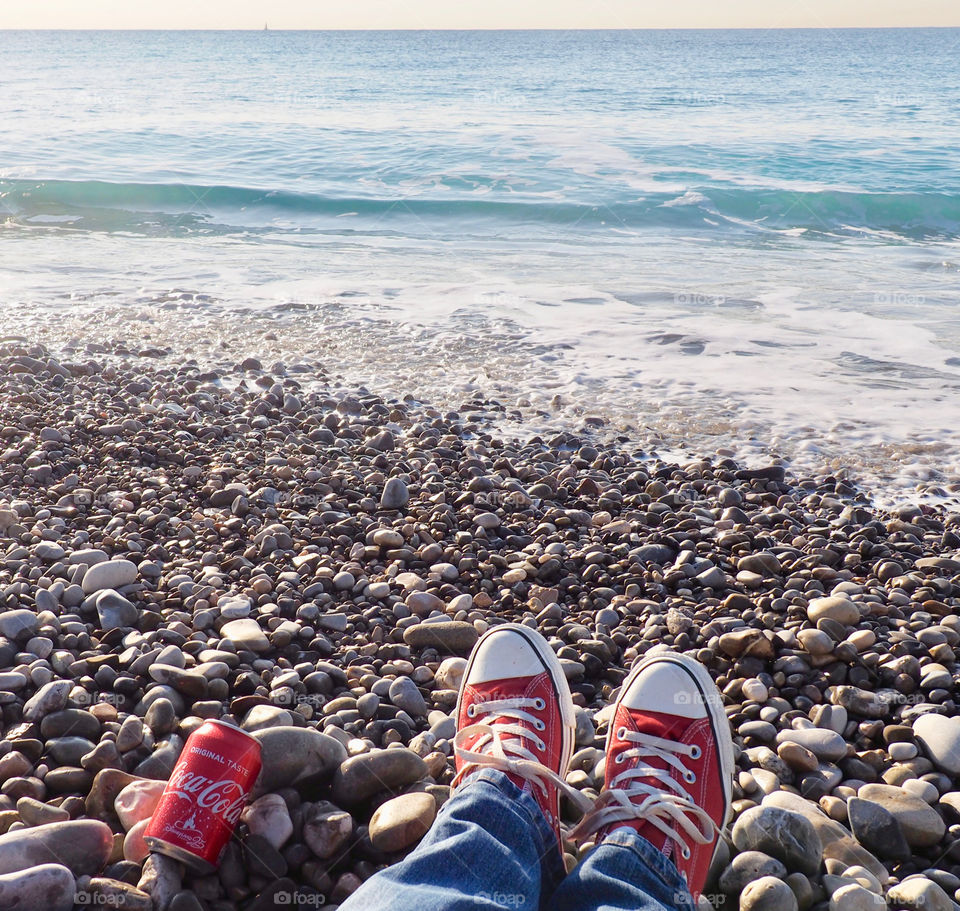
[453,622,585,849]
[572,648,734,900]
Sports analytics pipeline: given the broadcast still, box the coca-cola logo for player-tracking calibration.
[168,765,248,825]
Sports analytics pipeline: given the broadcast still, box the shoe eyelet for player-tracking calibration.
[681,846,691,860]
[617,726,627,741]
[466,704,476,718]
[615,753,624,764]
[537,739,546,752]
[689,745,701,760]
[533,698,545,710]
[684,771,696,784]
[534,719,545,731]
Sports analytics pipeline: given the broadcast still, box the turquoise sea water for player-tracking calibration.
[2,29,960,497]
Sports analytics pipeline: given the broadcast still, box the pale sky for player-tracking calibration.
[3,0,959,30]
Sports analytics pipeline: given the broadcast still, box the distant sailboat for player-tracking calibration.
[263,22,269,30]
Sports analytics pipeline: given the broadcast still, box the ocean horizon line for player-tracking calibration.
[3,25,960,32]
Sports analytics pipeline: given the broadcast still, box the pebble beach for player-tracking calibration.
[0,333,959,911]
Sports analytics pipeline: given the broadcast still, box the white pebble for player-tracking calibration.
[741,678,768,703]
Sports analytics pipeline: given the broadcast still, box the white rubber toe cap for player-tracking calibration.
[466,626,551,685]
[620,660,710,720]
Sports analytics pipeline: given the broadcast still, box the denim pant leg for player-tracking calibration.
[339,769,566,911]
[551,830,695,911]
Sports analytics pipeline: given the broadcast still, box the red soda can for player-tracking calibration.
[144,719,262,872]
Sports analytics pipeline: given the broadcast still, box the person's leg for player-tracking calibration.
[556,646,733,911]
[339,768,563,911]
[552,831,694,911]
[339,622,583,911]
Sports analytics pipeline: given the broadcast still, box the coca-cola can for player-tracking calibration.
[144,719,262,872]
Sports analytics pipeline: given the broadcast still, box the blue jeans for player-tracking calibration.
[339,769,694,911]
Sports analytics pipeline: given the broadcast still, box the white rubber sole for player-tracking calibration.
[456,622,577,777]
[609,650,735,829]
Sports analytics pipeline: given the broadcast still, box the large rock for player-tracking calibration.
[0,820,113,876]
[731,805,822,875]
[740,876,798,911]
[0,864,75,911]
[0,609,39,641]
[68,548,108,566]
[138,852,182,911]
[368,792,436,853]
[332,748,429,807]
[846,797,910,861]
[829,686,889,719]
[0,671,27,692]
[147,665,207,699]
[403,621,478,655]
[40,708,101,741]
[798,628,834,655]
[857,784,945,848]
[829,883,885,911]
[251,727,347,796]
[380,478,409,510]
[916,556,960,573]
[241,794,293,849]
[123,819,151,863]
[913,713,960,776]
[47,736,96,766]
[775,728,847,762]
[95,590,138,630]
[718,850,787,895]
[434,657,467,691]
[762,791,889,884]
[886,876,953,911]
[134,736,184,780]
[388,676,428,716]
[22,680,72,721]
[302,802,354,859]
[405,591,444,616]
[84,879,152,911]
[115,779,166,832]
[807,596,860,626]
[372,528,404,549]
[220,618,270,653]
[718,628,774,660]
[81,558,138,594]
[86,769,140,821]
[241,705,294,732]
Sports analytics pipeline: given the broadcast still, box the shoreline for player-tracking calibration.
[0,338,958,908]
[0,296,957,513]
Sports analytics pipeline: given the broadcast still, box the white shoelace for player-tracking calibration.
[452,696,592,815]
[570,727,717,861]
